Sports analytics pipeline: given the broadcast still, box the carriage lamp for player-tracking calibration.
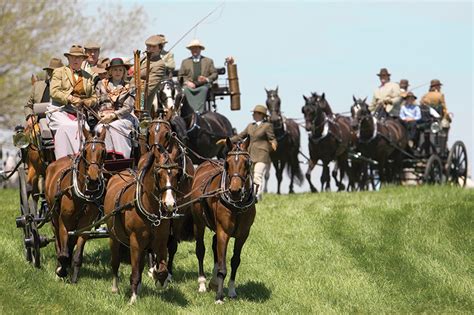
[430,121,441,134]
[139,118,151,135]
[12,126,30,149]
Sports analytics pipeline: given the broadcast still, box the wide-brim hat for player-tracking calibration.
[377,68,391,76]
[186,39,205,50]
[251,105,268,116]
[430,79,442,87]
[64,44,87,58]
[91,57,110,74]
[43,57,64,70]
[403,91,417,99]
[106,58,131,70]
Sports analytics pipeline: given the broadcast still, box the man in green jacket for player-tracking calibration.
[178,39,218,113]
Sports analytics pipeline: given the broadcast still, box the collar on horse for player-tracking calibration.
[357,116,378,144]
[311,116,342,144]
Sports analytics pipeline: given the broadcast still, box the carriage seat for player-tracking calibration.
[33,103,54,146]
[172,67,229,101]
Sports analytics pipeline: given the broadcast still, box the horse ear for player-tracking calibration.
[99,126,107,141]
[363,96,368,104]
[321,92,325,100]
[353,95,357,103]
[225,137,233,151]
[264,87,268,93]
[275,86,279,93]
[82,125,90,140]
[303,95,308,102]
[242,136,250,151]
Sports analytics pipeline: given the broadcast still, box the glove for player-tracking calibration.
[271,142,278,151]
[82,97,96,108]
[100,113,117,124]
[216,138,226,145]
[384,98,392,105]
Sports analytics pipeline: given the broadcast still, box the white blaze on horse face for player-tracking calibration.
[163,85,174,111]
[164,173,175,209]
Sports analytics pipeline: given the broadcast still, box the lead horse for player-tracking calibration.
[265,87,303,194]
[190,138,256,304]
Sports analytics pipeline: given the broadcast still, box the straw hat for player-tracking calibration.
[186,39,205,50]
[64,44,87,58]
[251,105,268,116]
[43,57,64,70]
[376,68,391,76]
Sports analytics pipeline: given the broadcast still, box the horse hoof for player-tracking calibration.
[128,294,138,305]
[208,279,218,292]
[228,290,237,299]
[155,277,169,290]
[198,276,207,293]
[111,286,119,294]
[215,299,224,305]
[55,266,67,278]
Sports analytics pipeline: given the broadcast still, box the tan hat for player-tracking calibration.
[251,105,268,116]
[91,57,110,74]
[64,44,87,58]
[84,42,101,50]
[377,68,391,77]
[430,79,442,87]
[145,35,165,46]
[157,34,168,44]
[186,39,205,50]
[43,57,64,70]
[403,91,417,99]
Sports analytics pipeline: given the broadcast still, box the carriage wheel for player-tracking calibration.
[446,141,468,187]
[18,166,33,262]
[424,155,443,184]
[28,223,41,268]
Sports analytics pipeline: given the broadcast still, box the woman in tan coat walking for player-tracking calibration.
[218,105,277,200]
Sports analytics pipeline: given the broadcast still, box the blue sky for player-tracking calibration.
[94,0,473,192]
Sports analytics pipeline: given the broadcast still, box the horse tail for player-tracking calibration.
[177,210,195,241]
[287,151,304,186]
[285,120,304,186]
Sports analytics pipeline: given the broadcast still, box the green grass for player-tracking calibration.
[0,186,473,314]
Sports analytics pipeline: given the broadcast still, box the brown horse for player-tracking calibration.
[351,98,408,183]
[301,93,353,192]
[45,127,107,283]
[104,139,184,304]
[190,138,256,304]
[265,87,303,194]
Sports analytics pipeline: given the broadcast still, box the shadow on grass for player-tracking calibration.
[236,280,271,302]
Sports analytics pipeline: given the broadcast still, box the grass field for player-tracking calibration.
[0,186,472,314]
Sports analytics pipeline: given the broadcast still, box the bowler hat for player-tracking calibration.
[43,57,64,70]
[106,58,131,70]
[251,105,268,116]
[64,45,87,58]
[186,39,205,50]
[377,68,391,77]
[430,79,442,87]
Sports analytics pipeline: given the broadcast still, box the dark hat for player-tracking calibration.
[145,35,165,46]
[84,42,101,50]
[430,79,442,87]
[399,79,409,86]
[64,44,87,58]
[43,57,64,70]
[106,58,131,70]
[377,68,391,76]
[91,57,110,74]
[404,91,417,99]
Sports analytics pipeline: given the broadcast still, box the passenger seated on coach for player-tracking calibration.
[95,58,137,159]
[399,92,421,148]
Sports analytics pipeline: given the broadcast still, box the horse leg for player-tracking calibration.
[214,228,230,304]
[264,164,271,193]
[56,214,70,278]
[70,234,88,284]
[276,161,284,195]
[152,227,170,289]
[110,237,121,293]
[228,233,250,299]
[331,162,340,191]
[306,160,318,193]
[194,221,207,293]
[128,234,145,305]
[321,163,330,192]
[289,156,295,194]
[209,234,219,291]
[166,234,177,283]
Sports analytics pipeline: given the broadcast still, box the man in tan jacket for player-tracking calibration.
[25,57,63,126]
[178,39,218,113]
[370,68,402,117]
[48,44,96,159]
[219,105,277,201]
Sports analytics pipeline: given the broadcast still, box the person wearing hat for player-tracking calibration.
[25,57,64,127]
[82,42,101,76]
[399,91,421,148]
[135,34,167,113]
[91,57,111,87]
[217,105,277,201]
[157,34,175,75]
[94,58,136,159]
[421,79,450,154]
[48,44,97,159]
[369,68,402,117]
[178,39,218,113]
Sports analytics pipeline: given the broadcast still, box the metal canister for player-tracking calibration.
[227,62,241,111]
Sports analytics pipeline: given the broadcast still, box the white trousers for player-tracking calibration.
[95,119,134,158]
[253,162,271,200]
[47,107,82,159]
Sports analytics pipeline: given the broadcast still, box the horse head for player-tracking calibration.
[151,141,182,215]
[351,95,369,129]
[158,79,182,117]
[147,118,173,149]
[224,137,252,201]
[265,86,281,123]
[81,126,107,191]
[301,93,325,132]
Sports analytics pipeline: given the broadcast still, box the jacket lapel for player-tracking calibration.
[82,70,91,96]
[65,67,74,86]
